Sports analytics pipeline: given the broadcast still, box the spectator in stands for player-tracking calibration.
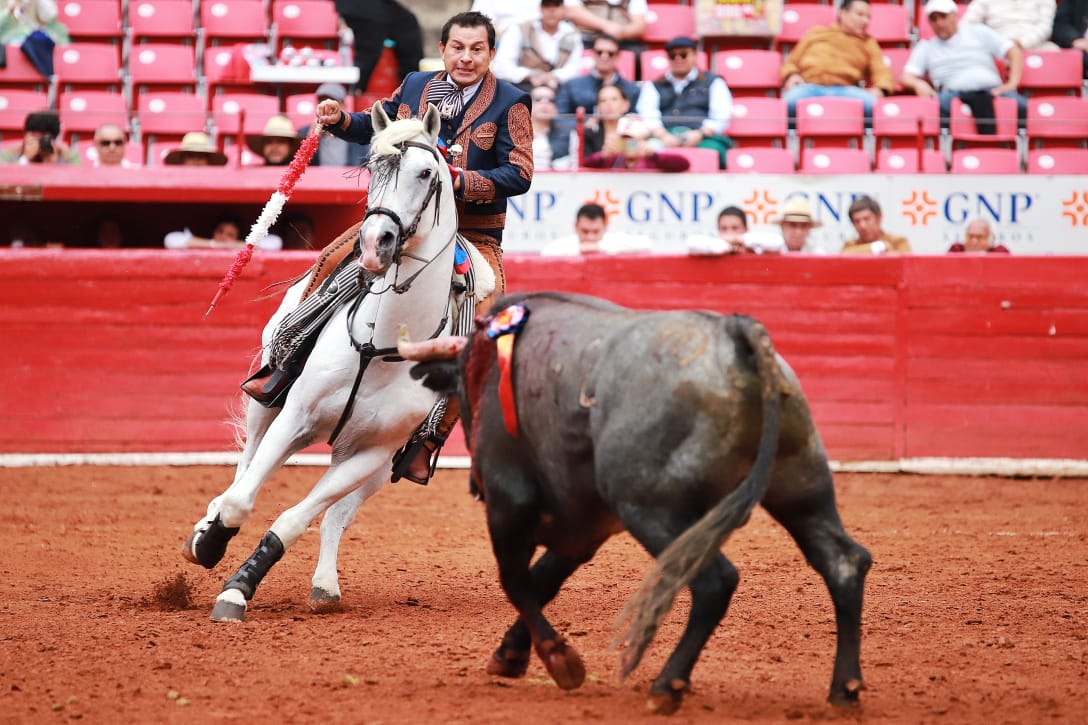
[774,197,826,254]
[556,33,641,119]
[300,84,367,167]
[0,110,78,164]
[963,0,1058,51]
[540,201,652,255]
[1051,0,1088,78]
[0,0,69,46]
[688,205,788,255]
[530,85,574,169]
[493,0,584,93]
[471,0,569,38]
[90,123,137,168]
[635,36,734,169]
[581,82,632,157]
[564,0,647,48]
[163,132,228,166]
[246,115,300,167]
[947,218,1011,253]
[780,0,894,118]
[841,195,911,255]
[901,0,1027,126]
[335,0,423,95]
[164,213,282,250]
[583,114,690,170]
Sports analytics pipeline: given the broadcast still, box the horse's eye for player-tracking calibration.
[420,168,432,180]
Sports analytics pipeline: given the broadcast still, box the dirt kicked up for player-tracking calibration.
[0,465,1085,724]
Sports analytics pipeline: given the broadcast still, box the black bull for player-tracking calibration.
[402,292,871,715]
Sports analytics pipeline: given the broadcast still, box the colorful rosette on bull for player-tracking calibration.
[486,303,529,340]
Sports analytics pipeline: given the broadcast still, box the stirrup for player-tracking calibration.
[390,432,446,486]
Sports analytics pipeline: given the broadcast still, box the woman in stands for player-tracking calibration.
[580,83,632,159]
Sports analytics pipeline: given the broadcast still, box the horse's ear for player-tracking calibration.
[422,103,441,142]
[372,102,391,133]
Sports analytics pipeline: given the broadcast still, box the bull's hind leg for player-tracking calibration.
[622,513,739,715]
[763,493,871,705]
[487,550,588,680]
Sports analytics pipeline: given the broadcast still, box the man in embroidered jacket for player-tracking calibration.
[315,10,534,483]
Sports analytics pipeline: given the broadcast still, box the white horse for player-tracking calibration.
[182,103,461,622]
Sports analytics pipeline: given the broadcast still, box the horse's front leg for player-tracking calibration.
[211,449,390,622]
[181,397,283,569]
[309,486,365,612]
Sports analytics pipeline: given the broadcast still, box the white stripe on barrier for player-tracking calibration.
[0,453,1085,477]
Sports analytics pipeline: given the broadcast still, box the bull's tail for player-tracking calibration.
[615,316,784,678]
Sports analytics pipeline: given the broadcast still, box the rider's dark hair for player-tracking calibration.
[441,11,496,50]
[576,203,607,222]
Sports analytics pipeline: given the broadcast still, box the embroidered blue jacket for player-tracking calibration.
[326,70,534,245]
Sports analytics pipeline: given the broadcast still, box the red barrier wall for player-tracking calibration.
[3,250,1086,460]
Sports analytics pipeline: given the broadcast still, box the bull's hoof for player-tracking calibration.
[486,647,530,679]
[210,590,247,623]
[308,587,343,614]
[646,679,688,715]
[537,639,585,691]
[828,678,864,706]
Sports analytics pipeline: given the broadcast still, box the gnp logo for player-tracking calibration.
[1061,191,1088,227]
[902,190,1036,225]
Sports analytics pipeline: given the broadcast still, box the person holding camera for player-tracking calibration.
[0,110,79,165]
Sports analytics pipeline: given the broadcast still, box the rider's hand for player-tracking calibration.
[316,99,344,128]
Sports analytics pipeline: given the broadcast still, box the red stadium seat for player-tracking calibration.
[0,43,54,92]
[875,147,947,174]
[0,89,50,140]
[800,147,871,174]
[774,5,836,52]
[950,148,1021,174]
[667,146,720,172]
[136,91,208,140]
[60,0,123,43]
[53,42,123,94]
[212,92,282,138]
[726,146,795,173]
[880,47,910,94]
[270,0,341,53]
[872,95,940,150]
[1026,149,1088,174]
[128,43,198,106]
[713,50,782,98]
[643,4,697,46]
[128,0,196,44]
[201,0,270,46]
[1019,50,1084,98]
[729,97,789,147]
[795,97,866,149]
[639,49,709,80]
[949,96,1018,149]
[1026,97,1088,149]
[57,90,129,141]
[285,91,353,127]
[866,4,910,47]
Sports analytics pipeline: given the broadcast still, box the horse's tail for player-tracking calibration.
[615,316,784,678]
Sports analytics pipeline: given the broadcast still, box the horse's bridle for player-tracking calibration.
[362,140,445,257]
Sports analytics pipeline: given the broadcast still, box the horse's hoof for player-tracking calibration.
[184,516,239,570]
[210,590,247,623]
[829,678,864,706]
[181,530,201,565]
[647,679,688,715]
[538,639,585,691]
[486,648,530,679]
[308,587,342,614]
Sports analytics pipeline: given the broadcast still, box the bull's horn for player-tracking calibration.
[397,326,467,360]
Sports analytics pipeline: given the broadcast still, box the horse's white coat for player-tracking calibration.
[187,104,460,612]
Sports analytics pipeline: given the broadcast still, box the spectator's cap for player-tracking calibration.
[773,198,822,227]
[164,132,228,165]
[246,115,302,156]
[315,82,347,102]
[617,115,650,140]
[923,0,958,15]
[540,0,564,6]
[664,36,697,52]
[24,110,61,136]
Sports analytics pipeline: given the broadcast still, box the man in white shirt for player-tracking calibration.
[493,0,585,91]
[541,202,652,255]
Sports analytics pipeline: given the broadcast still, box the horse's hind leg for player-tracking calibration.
[308,486,365,612]
[763,487,871,705]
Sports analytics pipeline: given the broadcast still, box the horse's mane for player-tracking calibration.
[370,118,428,157]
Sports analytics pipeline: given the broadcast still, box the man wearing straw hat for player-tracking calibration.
[164,132,228,166]
[773,197,825,254]
[309,9,533,484]
[246,115,300,167]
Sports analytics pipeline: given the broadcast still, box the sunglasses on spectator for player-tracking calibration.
[668,51,692,60]
[593,49,618,57]
[532,94,555,102]
[96,139,125,147]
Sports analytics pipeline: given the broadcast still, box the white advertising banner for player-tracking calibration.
[504,172,1088,255]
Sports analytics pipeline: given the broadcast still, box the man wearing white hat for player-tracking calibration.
[900,0,1026,125]
[246,115,300,167]
[163,132,228,166]
[774,197,825,254]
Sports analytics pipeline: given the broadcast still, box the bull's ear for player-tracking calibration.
[409,360,461,394]
[372,101,391,133]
